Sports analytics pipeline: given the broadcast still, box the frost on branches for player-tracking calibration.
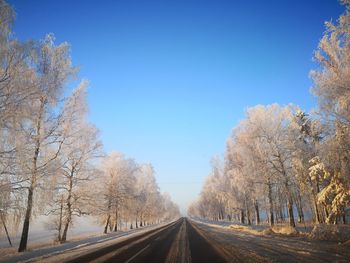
[189,0,350,229]
[310,157,350,224]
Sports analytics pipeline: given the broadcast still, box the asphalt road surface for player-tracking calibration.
[63,218,227,263]
[59,217,350,263]
[2,218,349,262]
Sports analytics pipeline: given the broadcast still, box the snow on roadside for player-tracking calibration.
[0,216,101,249]
[190,218,267,235]
[0,220,172,263]
[190,218,311,237]
[40,221,174,263]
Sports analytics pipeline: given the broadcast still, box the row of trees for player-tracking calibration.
[46,151,180,244]
[0,0,179,252]
[188,0,350,227]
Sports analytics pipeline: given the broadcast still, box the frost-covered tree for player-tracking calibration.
[16,34,76,252]
[0,0,34,241]
[95,155,178,233]
[160,192,180,221]
[311,0,350,126]
[0,0,179,249]
[310,0,350,225]
[238,105,298,227]
[45,82,102,243]
[136,164,161,225]
[191,104,306,228]
[190,0,350,229]
[97,152,137,233]
[291,110,325,223]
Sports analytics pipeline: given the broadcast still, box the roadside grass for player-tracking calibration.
[228,225,263,235]
[309,224,350,242]
[193,218,350,243]
[227,223,302,237]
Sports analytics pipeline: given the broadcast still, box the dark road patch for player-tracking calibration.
[111,218,183,263]
[186,220,228,263]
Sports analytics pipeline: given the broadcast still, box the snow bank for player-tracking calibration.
[271,225,299,236]
[228,225,262,235]
[228,224,299,236]
[309,224,350,242]
[261,228,274,235]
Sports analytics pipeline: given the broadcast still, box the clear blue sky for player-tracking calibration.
[9,0,344,214]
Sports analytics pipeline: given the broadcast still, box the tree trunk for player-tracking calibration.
[61,173,73,243]
[267,181,274,226]
[58,196,64,241]
[240,209,245,224]
[247,209,251,225]
[18,185,34,252]
[104,198,112,234]
[296,197,304,224]
[279,205,285,223]
[324,205,329,221]
[313,195,321,224]
[61,219,70,243]
[18,97,44,252]
[294,193,302,223]
[1,212,12,247]
[277,153,295,227]
[265,207,269,224]
[104,215,111,234]
[254,200,260,225]
[244,194,251,225]
[287,196,296,228]
[113,208,118,232]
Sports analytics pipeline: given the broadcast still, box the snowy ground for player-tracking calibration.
[0,220,168,263]
[0,216,102,249]
[191,219,350,262]
[192,218,314,235]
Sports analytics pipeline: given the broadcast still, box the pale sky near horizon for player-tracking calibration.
[9,0,344,214]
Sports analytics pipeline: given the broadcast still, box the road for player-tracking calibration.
[190,220,350,263]
[62,218,227,263]
[59,218,350,263]
[2,218,349,262]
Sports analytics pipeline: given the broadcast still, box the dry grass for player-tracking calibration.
[0,241,59,261]
[261,228,274,235]
[271,225,299,236]
[0,247,17,258]
[228,225,262,235]
[228,223,301,237]
[228,225,250,230]
[309,224,350,242]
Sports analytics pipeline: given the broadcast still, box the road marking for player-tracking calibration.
[125,244,150,263]
[74,242,90,248]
